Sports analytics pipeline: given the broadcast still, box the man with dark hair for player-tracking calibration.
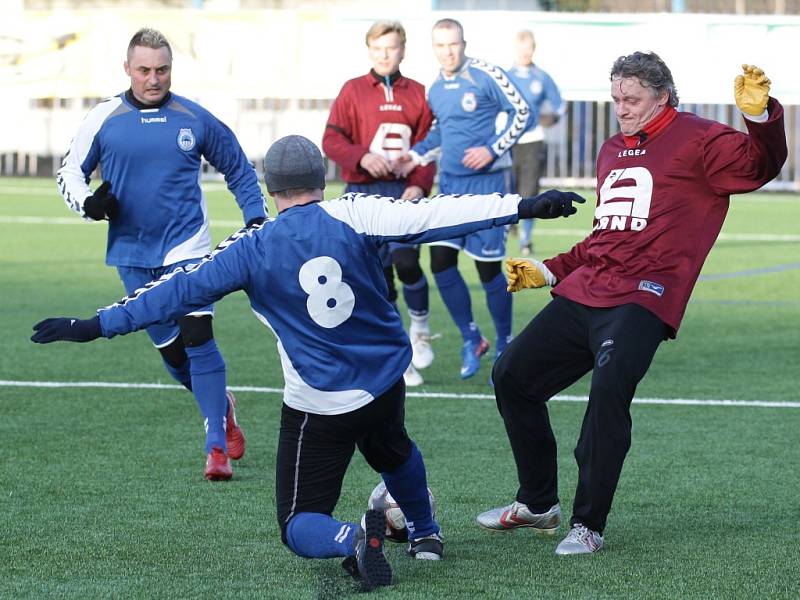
[323,20,436,387]
[34,135,584,588]
[56,27,267,480]
[477,55,787,554]
[398,18,529,382]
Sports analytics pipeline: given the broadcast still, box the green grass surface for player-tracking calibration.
[1,177,798,599]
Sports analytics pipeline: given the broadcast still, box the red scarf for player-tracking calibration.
[623,105,678,148]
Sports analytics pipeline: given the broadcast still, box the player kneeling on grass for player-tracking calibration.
[477,57,786,555]
[31,135,583,590]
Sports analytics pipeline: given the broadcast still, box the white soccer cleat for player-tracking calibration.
[555,523,604,555]
[476,501,561,534]
[410,331,435,370]
[403,363,424,387]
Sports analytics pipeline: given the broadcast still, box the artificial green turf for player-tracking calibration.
[1,177,798,599]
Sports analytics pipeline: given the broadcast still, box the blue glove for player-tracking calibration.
[518,189,586,219]
[83,181,119,221]
[31,316,102,344]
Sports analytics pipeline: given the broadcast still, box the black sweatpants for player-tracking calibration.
[491,296,668,533]
[275,377,412,542]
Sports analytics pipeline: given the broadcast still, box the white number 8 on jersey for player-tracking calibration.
[298,256,355,328]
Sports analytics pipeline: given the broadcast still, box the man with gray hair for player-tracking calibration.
[477,52,787,554]
[55,27,267,481]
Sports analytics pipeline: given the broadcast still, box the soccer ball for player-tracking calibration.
[367,480,436,543]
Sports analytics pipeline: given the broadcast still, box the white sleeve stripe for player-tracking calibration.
[56,96,123,216]
[100,225,255,311]
[321,192,519,237]
[470,58,530,156]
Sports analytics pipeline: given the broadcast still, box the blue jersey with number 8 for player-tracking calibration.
[98,192,521,414]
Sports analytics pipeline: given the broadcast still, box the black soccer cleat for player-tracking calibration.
[352,509,392,591]
[406,532,444,560]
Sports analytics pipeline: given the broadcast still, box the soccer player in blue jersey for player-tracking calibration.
[33,135,583,590]
[398,18,529,381]
[55,28,267,481]
[508,30,564,256]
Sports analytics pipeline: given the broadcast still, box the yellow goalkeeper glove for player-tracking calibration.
[734,64,770,116]
[506,258,557,293]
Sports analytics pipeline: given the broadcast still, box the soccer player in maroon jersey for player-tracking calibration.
[476,53,787,554]
[323,20,436,387]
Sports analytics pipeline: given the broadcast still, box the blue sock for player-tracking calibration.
[403,274,429,316]
[520,218,535,247]
[382,443,439,540]
[433,266,479,343]
[185,339,227,454]
[483,272,512,354]
[285,513,357,558]
[162,358,192,391]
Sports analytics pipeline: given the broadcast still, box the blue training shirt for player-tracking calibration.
[57,91,267,269]
[507,63,564,143]
[97,192,521,415]
[410,57,529,177]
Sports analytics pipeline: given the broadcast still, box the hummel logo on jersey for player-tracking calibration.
[70,319,76,325]
[141,116,167,124]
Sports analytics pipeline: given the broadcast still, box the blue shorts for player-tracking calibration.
[431,170,512,262]
[346,180,419,268]
[116,258,214,348]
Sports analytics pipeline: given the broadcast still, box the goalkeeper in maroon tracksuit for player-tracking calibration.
[476,53,787,554]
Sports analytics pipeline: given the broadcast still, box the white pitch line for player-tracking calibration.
[2,215,799,242]
[1,379,797,408]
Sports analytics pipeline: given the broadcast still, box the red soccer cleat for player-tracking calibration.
[225,390,246,460]
[205,447,233,481]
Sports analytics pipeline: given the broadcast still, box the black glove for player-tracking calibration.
[246,216,266,228]
[82,181,119,221]
[31,316,102,344]
[518,189,586,219]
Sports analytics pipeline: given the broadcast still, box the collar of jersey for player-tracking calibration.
[622,105,678,148]
[441,57,470,81]
[369,69,403,86]
[278,199,322,214]
[124,89,173,111]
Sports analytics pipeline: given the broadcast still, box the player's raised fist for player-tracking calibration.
[506,258,557,292]
[734,64,771,116]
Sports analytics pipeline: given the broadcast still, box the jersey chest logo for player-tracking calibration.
[177,128,196,152]
[529,80,543,96]
[593,166,653,232]
[461,92,477,112]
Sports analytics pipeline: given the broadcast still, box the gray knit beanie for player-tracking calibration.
[263,135,326,194]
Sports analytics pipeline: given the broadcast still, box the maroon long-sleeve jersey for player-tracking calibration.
[545,98,787,336]
[322,71,436,195]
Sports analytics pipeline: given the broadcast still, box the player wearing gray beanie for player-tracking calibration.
[263,135,327,194]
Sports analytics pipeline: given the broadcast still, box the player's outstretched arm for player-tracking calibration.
[734,64,770,117]
[31,316,102,344]
[506,258,557,293]
[518,189,586,219]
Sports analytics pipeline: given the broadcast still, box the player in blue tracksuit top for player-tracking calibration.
[402,18,529,382]
[507,29,565,256]
[33,135,584,590]
[55,28,267,481]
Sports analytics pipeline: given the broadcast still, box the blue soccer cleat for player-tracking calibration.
[460,336,490,379]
